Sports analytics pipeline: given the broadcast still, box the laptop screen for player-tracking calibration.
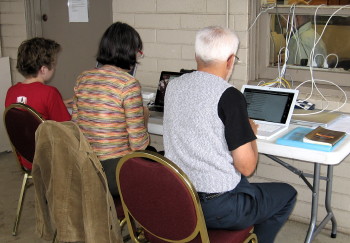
[241,85,299,124]
[153,71,184,109]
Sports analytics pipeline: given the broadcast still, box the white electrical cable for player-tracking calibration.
[300,5,350,106]
[254,3,350,115]
[313,53,325,67]
[277,4,297,81]
[275,4,350,116]
[326,53,339,68]
[293,79,347,115]
[248,5,276,32]
[306,4,326,90]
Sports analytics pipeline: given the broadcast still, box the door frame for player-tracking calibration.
[24,0,42,38]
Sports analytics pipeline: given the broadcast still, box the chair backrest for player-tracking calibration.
[116,151,210,243]
[3,103,44,165]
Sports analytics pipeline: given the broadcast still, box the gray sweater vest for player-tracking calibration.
[163,71,241,193]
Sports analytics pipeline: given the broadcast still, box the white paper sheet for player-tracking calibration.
[68,0,89,22]
[327,115,350,134]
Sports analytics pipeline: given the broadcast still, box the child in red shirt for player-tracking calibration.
[5,37,71,169]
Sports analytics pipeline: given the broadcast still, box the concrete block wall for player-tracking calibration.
[113,0,250,90]
[250,154,350,234]
[0,0,26,84]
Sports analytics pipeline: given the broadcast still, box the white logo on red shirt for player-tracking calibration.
[17,96,27,104]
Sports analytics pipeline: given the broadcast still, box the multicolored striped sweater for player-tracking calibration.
[72,65,149,161]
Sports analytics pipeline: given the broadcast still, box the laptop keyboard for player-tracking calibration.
[257,123,281,133]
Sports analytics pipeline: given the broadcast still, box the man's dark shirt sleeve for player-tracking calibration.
[218,87,257,151]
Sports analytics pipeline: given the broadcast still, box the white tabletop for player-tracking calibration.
[258,125,350,165]
[148,117,164,135]
[148,119,350,166]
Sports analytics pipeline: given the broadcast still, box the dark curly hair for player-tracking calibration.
[96,22,143,70]
[16,37,61,78]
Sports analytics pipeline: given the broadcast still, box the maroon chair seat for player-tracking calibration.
[116,151,257,243]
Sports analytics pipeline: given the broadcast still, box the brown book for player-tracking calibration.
[303,126,346,147]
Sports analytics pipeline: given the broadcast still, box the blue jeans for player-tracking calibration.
[200,176,297,243]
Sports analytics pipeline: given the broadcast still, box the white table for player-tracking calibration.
[148,119,350,243]
[257,125,350,243]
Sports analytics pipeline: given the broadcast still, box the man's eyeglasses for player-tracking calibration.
[234,55,240,64]
[137,50,144,59]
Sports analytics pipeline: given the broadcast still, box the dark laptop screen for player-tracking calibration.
[243,88,295,124]
[152,71,184,111]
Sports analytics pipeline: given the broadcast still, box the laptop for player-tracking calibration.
[241,85,299,140]
[149,71,184,116]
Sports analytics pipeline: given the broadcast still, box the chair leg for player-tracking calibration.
[12,173,29,236]
[120,218,131,242]
[120,218,127,229]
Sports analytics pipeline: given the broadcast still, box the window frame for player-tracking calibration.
[255,4,350,87]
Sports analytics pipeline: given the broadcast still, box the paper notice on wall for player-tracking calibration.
[68,0,89,22]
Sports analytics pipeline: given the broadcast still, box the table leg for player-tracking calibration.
[305,163,320,243]
[264,154,337,242]
[326,165,337,238]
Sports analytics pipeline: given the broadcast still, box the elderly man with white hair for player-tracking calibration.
[163,26,297,243]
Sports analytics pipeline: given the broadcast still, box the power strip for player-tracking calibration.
[295,99,315,110]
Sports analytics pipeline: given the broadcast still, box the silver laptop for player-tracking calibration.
[241,85,299,140]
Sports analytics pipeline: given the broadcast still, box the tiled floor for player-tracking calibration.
[1,151,349,243]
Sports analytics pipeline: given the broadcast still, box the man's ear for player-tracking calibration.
[227,54,234,69]
[39,66,47,74]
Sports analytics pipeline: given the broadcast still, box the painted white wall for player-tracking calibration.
[0,57,12,152]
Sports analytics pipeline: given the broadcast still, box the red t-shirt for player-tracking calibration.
[5,82,71,121]
[5,82,71,169]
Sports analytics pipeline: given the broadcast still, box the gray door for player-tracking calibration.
[39,0,112,99]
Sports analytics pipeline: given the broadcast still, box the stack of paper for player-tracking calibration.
[291,110,342,128]
[327,115,350,134]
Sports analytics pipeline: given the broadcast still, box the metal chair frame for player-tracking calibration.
[116,151,258,243]
[3,103,44,236]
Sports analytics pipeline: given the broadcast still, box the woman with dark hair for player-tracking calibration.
[72,22,150,197]
[96,22,143,70]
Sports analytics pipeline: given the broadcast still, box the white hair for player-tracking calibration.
[195,26,239,63]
